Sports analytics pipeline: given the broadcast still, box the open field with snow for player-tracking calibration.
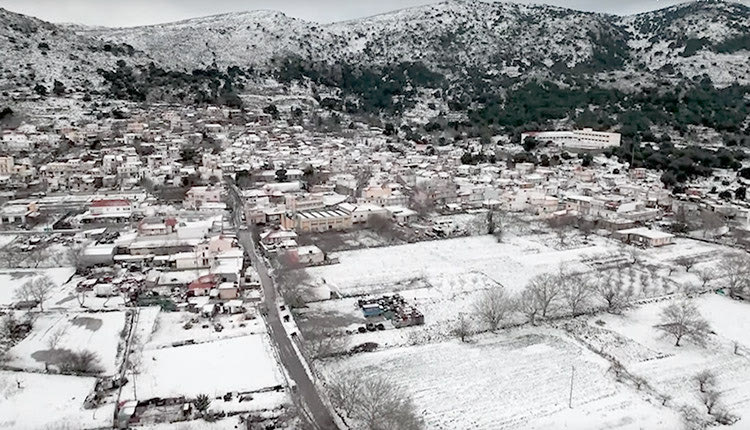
[0,267,75,307]
[323,327,681,429]
[304,235,734,298]
[0,370,115,429]
[135,334,285,399]
[7,311,126,375]
[588,294,750,426]
[304,235,608,296]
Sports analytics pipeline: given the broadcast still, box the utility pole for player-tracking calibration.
[568,365,575,409]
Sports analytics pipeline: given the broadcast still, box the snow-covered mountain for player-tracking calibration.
[0,0,748,99]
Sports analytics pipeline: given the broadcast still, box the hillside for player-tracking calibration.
[0,0,748,142]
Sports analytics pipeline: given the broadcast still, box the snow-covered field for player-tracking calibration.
[323,327,681,429]
[305,235,612,296]
[0,370,115,430]
[145,311,265,349]
[0,267,75,306]
[591,294,750,425]
[135,334,285,399]
[7,311,126,375]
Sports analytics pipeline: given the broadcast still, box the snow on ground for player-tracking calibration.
[145,311,266,348]
[305,235,614,296]
[0,370,115,430]
[323,327,681,430]
[301,272,507,349]
[0,267,75,306]
[0,234,16,249]
[135,334,285,399]
[591,294,750,424]
[7,311,126,375]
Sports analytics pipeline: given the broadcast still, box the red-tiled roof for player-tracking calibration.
[91,199,131,208]
[188,274,218,290]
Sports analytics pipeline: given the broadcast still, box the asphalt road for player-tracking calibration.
[226,180,338,430]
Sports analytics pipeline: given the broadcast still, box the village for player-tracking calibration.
[1,94,750,430]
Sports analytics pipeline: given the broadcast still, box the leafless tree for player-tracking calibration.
[577,218,595,240]
[525,273,561,318]
[367,214,400,241]
[303,329,348,359]
[15,275,55,311]
[46,325,67,350]
[275,255,310,309]
[329,372,423,430]
[473,287,511,332]
[58,349,103,374]
[696,268,715,290]
[627,247,644,266]
[409,184,436,219]
[67,245,86,272]
[718,253,750,298]
[659,393,672,406]
[595,270,633,314]
[516,288,541,325]
[675,256,697,272]
[452,313,472,342]
[0,250,22,268]
[694,369,717,393]
[355,166,373,196]
[700,389,721,415]
[658,300,711,347]
[699,210,725,239]
[561,271,593,316]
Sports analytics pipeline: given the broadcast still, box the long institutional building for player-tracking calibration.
[521,128,622,150]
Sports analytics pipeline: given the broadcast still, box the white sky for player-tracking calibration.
[0,0,744,27]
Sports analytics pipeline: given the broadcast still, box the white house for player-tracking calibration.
[521,128,621,150]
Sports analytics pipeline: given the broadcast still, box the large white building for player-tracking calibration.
[521,128,621,150]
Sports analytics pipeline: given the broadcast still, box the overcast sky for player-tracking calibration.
[0,0,741,27]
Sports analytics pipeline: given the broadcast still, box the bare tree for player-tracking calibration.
[46,325,67,350]
[367,214,400,241]
[526,273,561,318]
[595,270,633,313]
[699,210,725,239]
[577,218,595,240]
[328,372,423,430]
[675,256,697,272]
[275,255,310,309]
[694,369,717,393]
[0,249,22,268]
[15,275,55,311]
[627,247,644,266]
[718,253,750,298]
[561,271,592,316]
[700,389,721,415]
[516,288,542,325]
[473,287,511,332]
[658,300,711,347]
[696,268,715,290]
[303,329,348,359]
[452,313,472,342]
[58,350,103,374]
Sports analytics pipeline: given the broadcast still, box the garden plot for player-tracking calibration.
[7,311,126,375]
[591,295,750,424]
[145,310,266,348]
[134,334,285,399]
[0,267,75,306]
[305,235,616,297]
[324,327,680,430]
[300,272,505,349]
[0,370,115,430]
